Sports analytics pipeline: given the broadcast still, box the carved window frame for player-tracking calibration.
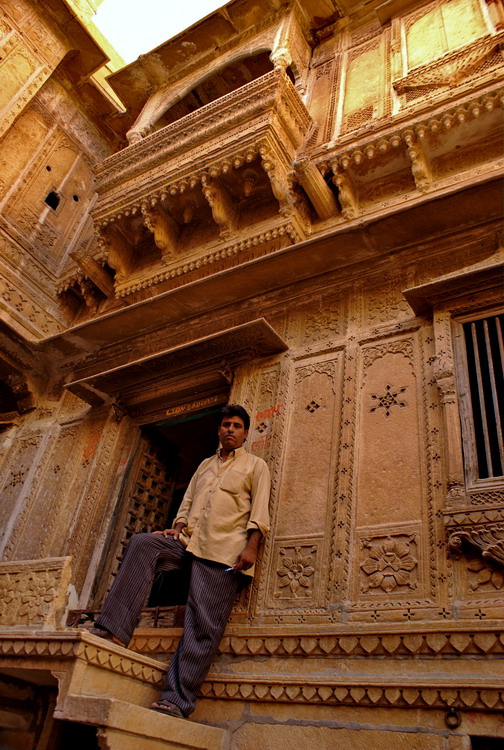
[453,306,504,491]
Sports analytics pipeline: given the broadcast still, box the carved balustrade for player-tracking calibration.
[90,70,313,298]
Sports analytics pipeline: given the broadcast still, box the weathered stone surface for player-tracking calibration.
[0,0,503,748]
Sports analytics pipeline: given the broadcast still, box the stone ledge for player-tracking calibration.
[55,695,226,750]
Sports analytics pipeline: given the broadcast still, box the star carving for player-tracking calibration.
[370,384,407,417]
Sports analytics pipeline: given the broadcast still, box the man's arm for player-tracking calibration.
[232,459,271,571]
[232,529,262,571]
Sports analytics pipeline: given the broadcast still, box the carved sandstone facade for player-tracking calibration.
[0,1,503,748]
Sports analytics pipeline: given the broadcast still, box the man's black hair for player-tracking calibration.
[220,403,250,431]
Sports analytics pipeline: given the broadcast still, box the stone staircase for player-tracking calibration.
[0,630,226,749]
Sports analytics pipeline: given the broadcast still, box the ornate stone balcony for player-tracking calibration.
[91,70,313,299]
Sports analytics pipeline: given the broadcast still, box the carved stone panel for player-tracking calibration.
[0,556,73,629]
[342,36,386,132]
[355,335,425,527]
[247,365,283,462]
[354,526,422,601]
[275,353,342,537]
[266,537,322,609]
[0,431,43,556]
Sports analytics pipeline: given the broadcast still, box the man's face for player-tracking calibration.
[218,415,248,453]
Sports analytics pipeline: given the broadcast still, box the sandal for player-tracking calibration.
[88,627,127,648]
[150,699,186,719]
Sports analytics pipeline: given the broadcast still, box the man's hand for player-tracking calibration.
[232,530,262,572]
[153,522,186,541]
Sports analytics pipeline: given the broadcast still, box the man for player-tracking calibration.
[89,403,270,719]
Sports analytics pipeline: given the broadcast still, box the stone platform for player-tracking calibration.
[0,630,225,750]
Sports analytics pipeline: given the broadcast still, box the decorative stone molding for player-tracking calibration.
[0,557,73,629]
[114,217,305,298]
[130,628,504,658]
[0,634,165,687]
[199,676,504,711]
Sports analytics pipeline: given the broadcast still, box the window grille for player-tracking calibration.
[462,313,504,479]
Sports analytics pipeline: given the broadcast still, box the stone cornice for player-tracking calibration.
[312,84,504,172]
[200,674,504,711]
[0,632,166,687]
[132,625,504,658]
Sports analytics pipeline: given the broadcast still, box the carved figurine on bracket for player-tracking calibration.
[201,175,239,237]
[331,169,358,219]
[141,202,180,260]
[97,225,135,284]
[260,146,297,217]
[404,131,432,192]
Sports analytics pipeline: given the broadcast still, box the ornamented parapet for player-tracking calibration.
[0,557,73,630]
[93,69,311,220]
[87,70,313,299]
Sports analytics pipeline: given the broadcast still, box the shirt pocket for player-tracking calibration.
[220,469,248,495]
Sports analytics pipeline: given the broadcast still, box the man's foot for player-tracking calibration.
[88,627,127,648]
[150,699,186,719]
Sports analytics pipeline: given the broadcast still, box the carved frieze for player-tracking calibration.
[0,557,72,629]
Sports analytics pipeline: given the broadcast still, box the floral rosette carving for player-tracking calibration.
[276,546,315,596]
[360,536,418,593]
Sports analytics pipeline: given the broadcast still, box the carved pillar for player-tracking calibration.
[141,201,179,260]
[71,252,115,297]
[404,130,432,192]
[294,160,339,220]
[432,310,466,505]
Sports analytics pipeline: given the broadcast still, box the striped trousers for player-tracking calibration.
[95,533,241,716]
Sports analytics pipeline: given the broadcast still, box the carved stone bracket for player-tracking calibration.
[329,165,358,219]
[316,85,504,185]
[447,523,504,566]
[294,159,339,220]
[445,507,504,566]
[403,129,432,192]
[141,201,180,259]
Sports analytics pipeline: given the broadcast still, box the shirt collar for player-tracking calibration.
[217,444,247,460]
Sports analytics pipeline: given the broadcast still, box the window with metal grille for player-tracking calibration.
[462,313,504,479]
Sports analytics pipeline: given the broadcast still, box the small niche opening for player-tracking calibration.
[45,165,52,172]
[72,194,79,202]
[45,191,60,210]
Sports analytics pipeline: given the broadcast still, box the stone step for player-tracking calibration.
[55,694,226,750]
[0,631,225,750]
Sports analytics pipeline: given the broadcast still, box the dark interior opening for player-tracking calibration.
[44,191,60,210]
[153,51,274,130]
[471,737,504,750]
[145,405,225,607]
[463,314,504,479]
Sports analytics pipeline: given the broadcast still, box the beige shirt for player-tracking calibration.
[174,446,271,576]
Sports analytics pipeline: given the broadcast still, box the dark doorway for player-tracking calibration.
[146,405,223,607]
[98,404,226,611]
